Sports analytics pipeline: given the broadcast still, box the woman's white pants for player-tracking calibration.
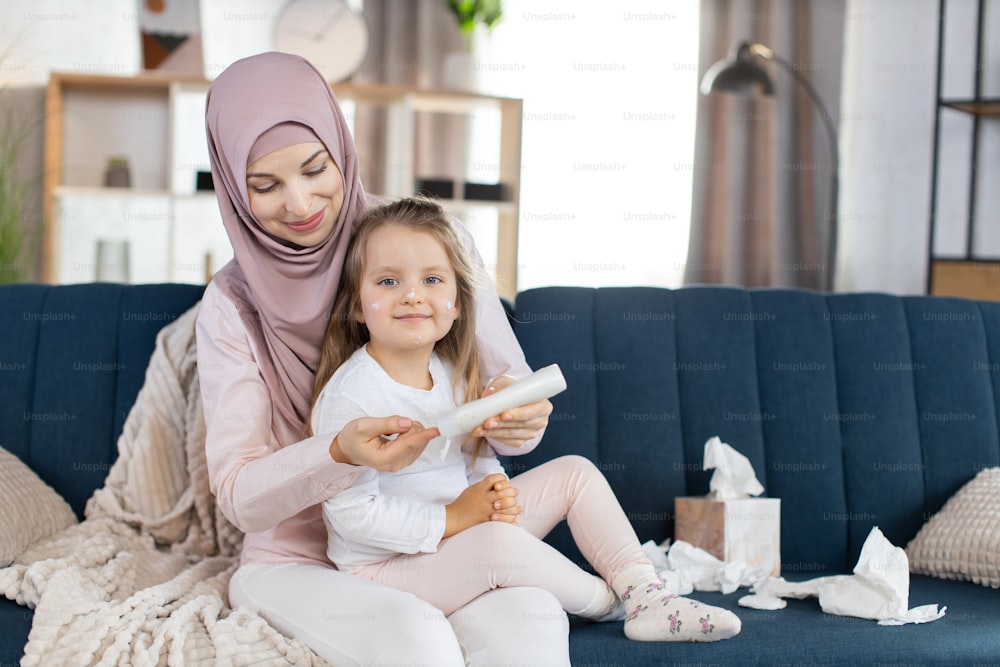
[230,562,571,666]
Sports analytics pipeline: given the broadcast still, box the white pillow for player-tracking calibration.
[906,467,1000,589]
[0,446,78,567]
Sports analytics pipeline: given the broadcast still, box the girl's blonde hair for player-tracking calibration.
[310,197,484,450]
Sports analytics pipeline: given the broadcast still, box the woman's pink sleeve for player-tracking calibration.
[196,284,363,533]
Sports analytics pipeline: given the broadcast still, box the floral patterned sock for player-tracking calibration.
[610,564,742,642]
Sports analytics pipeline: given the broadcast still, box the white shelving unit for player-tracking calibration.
[42,72,523,299]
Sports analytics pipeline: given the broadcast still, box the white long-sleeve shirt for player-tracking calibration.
[314,346,505,572]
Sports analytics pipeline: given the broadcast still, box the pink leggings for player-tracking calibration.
[353,454,649,616]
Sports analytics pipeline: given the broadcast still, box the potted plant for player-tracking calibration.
[444,0,503,50]
[0,72,39,284]
[104,155,132,188]
[440,0,504,90]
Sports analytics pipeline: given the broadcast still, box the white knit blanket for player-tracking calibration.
[0,304,327,666]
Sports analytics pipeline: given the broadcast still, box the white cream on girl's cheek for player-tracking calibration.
[369,303,380,312]
[445,300,454,311]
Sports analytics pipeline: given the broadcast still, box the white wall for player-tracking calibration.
[473,0,701,290]
[0,0,288,85]
[838,0,937,294]
[0,0,141,85]
[838,0,997,294]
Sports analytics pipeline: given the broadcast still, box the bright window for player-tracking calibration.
[473,0,701,290]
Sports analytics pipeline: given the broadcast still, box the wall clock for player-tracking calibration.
[274,0,369,83]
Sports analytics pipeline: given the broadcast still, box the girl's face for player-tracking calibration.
[246,141,344,247]
[357,224,461,360]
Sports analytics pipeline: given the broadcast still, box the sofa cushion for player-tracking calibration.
[906,466,1000,589]
[565,575,1000,665]
[0,600,30,664]
[0,446,77,567]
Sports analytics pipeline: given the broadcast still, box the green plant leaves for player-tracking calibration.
[444,0,504,33]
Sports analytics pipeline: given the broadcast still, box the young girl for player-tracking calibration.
[310,197,742,642]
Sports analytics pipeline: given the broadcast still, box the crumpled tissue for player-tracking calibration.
[641,538,768,595]
[640,538,693,596]
[704,435,764,500]
[738,526,946,625]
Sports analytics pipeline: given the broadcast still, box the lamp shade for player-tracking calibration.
[700,42,774,96]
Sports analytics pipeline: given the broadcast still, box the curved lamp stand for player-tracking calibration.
[701,41,839,292]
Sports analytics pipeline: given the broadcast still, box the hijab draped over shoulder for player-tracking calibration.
[205,51,367,433]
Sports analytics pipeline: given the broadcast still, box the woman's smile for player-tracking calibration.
[246,142,344,246]
[286,209,326,234]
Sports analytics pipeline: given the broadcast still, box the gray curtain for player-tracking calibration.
[353,0,469,196]
[685,0,845,290]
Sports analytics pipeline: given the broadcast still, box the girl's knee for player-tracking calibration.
[559,453,596,470]
[467,519,529,543]
[463,521,538,556]
[550,454,603,482]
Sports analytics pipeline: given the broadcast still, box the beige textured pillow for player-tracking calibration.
[906,467,1000,589]
[0,446,78,566]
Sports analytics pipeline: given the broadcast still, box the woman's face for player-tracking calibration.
[246,141,345,247]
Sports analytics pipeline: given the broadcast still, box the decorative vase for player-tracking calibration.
[104,158,131,188]
[95,239,131,283]
[441,50,479,92]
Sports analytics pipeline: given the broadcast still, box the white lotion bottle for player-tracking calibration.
[437,364,567,450]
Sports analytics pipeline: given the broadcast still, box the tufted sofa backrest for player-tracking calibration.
[510,286,1000,574]
[0,283,205,517]
[5,283,1000,575]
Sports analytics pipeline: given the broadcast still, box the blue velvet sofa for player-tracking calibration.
[2,282,999,665]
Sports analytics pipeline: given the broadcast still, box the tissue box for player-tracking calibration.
[674,497,781,576]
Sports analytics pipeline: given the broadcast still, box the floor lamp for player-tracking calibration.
[700,41,839,292]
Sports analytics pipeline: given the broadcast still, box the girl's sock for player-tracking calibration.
[610,564,742,642]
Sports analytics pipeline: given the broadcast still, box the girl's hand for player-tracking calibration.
[471,375,553,448]
[329,417,437,472]
[487,476,521,524]
[444,473,521,537]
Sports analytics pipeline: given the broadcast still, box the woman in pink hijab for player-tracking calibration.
[197,52,569,665]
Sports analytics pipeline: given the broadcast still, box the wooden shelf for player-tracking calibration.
[47,70,205,92]
[55,185,172,197]
[930,259,1000,301]
[332,81,521,114]
[940,98,1000,116]
[439,198,517,214]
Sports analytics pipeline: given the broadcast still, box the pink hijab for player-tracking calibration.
[205,52,367,433]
